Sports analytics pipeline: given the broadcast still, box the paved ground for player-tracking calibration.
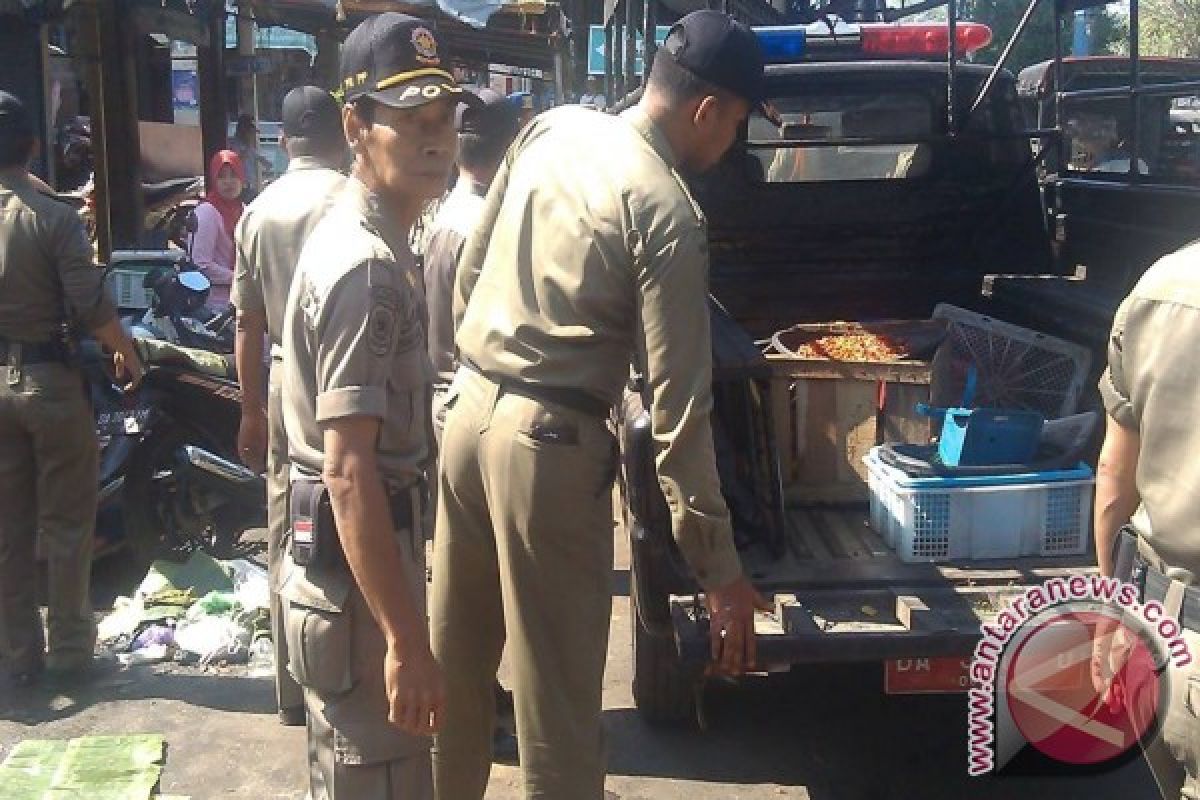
[0,532,1168,800]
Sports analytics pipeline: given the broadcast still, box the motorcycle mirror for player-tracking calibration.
[183,210,199,260]
[178,271,211,293]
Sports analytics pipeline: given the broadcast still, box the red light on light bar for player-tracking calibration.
[860,23,992,56]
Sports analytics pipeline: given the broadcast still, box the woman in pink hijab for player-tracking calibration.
[189,149,245,308]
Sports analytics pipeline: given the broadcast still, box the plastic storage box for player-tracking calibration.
[864,446,1093,563]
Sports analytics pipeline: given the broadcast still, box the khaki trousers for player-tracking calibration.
[431,369,616,800]
[267,363,304,713]
[281,523,431,800]
[1142,628,1200,798]
[0,362,97,674]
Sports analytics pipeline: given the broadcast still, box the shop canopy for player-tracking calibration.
[247,0,562,71]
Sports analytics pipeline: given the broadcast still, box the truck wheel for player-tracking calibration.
[631,580,697,727]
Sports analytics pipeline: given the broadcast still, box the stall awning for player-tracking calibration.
[246,0,562,71]
[250,0,551,30]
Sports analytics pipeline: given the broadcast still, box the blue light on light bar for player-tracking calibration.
[753,25,807,63]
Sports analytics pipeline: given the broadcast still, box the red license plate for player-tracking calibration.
[884,657,973,694]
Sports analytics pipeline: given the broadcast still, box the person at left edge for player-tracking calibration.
[232,85,347,728]
[279,12,477,799]
[0,90,143,687]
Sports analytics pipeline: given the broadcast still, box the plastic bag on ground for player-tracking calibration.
[225,558,270,611]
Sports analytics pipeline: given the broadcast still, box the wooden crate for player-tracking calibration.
[768,354,936,506]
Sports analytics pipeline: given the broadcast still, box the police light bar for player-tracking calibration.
[859,23,992,56]
[754,25,807,63]
[753,22,992,63]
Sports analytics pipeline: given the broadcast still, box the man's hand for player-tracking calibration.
[385,643,445,736]
[1090,617,1134,711]
[112,348,144,393]
[705,576,771,676]
[238,406,268,472]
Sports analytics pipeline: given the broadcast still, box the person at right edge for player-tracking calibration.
[0,90,143,687]
[432,11,769,799]
[279,13,474,799]
[1093,240,1200,799]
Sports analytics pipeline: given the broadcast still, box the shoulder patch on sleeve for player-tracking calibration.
[368,286,400,357]
[368,283,422,357]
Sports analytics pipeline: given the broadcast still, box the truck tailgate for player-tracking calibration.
[670,507,1094,667]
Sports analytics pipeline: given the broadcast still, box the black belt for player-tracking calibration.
[462,358,612,420]
[0,338,69,365]
[1139,561,1200,634]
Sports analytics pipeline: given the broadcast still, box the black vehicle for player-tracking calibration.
[602,1,1200,724]
[91,338,263,568]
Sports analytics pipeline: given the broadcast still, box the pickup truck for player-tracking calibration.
[608,11,1200,725]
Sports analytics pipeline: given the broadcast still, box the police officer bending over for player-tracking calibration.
[278,14,474,799]
[0,91,143,687]
[432,11,768,798]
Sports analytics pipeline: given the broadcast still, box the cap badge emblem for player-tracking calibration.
[412,27,440,65]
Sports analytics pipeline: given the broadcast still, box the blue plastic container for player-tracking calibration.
[936,407,1045,467]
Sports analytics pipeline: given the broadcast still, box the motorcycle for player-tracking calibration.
[115,245,235,354]
[89,335,264,568]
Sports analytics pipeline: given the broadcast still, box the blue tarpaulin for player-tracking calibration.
[437,0,508,28]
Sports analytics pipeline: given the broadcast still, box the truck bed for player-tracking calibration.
[670,507,1094,667]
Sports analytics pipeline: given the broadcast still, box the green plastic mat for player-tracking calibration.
[0,734,166,799]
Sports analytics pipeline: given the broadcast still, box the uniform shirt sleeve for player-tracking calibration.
[230,210,264,313]
[1100,294,1138,429]
[52,202,116,330]
[314,260,417,424]
[636,225,743,590]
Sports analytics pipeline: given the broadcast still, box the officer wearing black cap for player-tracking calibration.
[431,9,767,798]
[278,13,470,800]
[0,91,142,687]
[231,85,346,728]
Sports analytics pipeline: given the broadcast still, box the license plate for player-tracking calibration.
[884,657,973,694]
[96,408,153,436]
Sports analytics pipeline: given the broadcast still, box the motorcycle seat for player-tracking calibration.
[134,338,236,380]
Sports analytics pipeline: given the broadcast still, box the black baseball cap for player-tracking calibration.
[456,87,520,140]
[339,13,478,109]
[0,91,33,137]
[661,10,766,106]
[282,86,342,146]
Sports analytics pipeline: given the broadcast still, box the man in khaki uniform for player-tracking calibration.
[278,14,473,799]
[422,84,522,761]
[1093,240,1200,799]
[0,91,142,686]
[432,12,768,798]
[232,85,346,726]
[425,87,519,435]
